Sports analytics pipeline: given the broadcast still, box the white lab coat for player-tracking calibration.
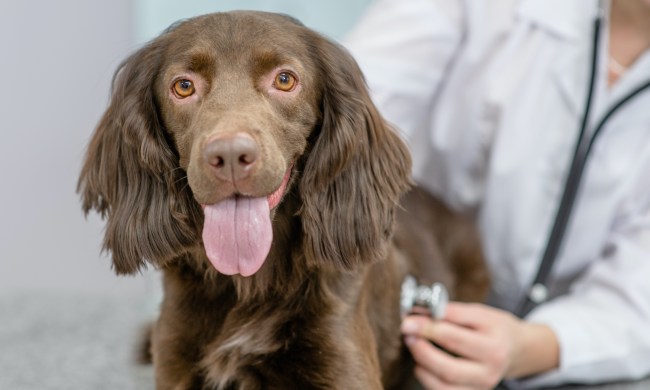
[345,0,650,387]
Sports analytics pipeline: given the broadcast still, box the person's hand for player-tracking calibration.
[400,302,559,390]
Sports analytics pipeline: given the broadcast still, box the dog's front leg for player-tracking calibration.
[151,316,207,390]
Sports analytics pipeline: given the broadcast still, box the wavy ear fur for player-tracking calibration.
[77,38,200,274]
[300,37,412,270]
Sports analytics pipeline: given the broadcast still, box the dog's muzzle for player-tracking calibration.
[400,275,449,319]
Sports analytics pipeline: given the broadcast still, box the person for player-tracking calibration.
[344,0,650,389]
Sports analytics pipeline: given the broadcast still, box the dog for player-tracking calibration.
[78,11,489,389]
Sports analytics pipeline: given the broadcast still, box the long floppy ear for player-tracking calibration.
[77,38,200,274]
[300,36,412,270]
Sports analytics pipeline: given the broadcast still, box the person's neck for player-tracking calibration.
[607,0,650,86]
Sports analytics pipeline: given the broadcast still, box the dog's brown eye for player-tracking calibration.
[173,79,195,98]
[273,72,296,92]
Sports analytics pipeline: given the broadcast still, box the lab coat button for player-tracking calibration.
[529,283,549,304]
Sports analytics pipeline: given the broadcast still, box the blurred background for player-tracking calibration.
[0,1,371,388]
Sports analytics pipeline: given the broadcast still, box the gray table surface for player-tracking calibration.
[1,291,649,390]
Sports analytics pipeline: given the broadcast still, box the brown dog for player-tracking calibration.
[78,11,488,389]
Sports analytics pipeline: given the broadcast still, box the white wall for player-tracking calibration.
[134,0,372,43]
[0,0,146,295]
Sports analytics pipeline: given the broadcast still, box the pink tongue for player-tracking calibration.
[202,197,272,276]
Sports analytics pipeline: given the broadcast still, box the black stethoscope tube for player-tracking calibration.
[516,4,650,317]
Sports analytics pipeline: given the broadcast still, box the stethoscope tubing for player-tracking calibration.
[516,1,650,317]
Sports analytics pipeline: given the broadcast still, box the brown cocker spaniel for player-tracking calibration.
[78,11,488,390]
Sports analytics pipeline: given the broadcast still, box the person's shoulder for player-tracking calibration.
[462,0,521,31]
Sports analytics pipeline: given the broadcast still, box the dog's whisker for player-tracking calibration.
[167,166,185,176]
[180,181,190,193]
[175,175,188,185]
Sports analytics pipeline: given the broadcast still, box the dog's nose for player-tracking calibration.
[203,133,259,182]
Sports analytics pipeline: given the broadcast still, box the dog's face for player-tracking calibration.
[157,13,319,207]
[78,11,411,277]
[155,14,324,275]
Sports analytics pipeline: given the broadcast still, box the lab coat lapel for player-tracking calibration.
[550,46,589,117]
[517,0,599,116]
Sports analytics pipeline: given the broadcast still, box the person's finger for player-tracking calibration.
[402,315,492,361]
[413,366,474,390]
[444,302,506,330]
[405,336,489,387]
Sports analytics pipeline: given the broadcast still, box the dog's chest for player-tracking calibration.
[199,309,341,389]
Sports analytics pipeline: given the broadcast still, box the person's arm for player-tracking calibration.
[517,186,650,387]
[402,177,650,389]
[344,0,465,141]
[401,303,560,389]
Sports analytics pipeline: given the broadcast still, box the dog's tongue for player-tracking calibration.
[202,196,272,277]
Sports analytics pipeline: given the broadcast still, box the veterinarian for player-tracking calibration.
[346,0,650,389]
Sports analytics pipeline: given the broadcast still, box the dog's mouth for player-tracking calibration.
[201,165,292,277]
[266,164,292,210]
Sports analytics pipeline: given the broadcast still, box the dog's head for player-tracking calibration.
[78,11,411,276]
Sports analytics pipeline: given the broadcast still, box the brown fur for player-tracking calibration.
[78,11,489,389]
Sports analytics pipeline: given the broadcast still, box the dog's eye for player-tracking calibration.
[273,72,297,92]
[173,79,195,98]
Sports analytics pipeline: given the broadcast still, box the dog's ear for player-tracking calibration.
[300,36,412,270]
[77,37,200,274]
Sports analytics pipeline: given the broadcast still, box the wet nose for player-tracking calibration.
[203,133,259,182]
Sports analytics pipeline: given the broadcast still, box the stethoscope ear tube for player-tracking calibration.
[516,1,650,317]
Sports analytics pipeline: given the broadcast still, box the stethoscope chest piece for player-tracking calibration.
[400,275,449,319]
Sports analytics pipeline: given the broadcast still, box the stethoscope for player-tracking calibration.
[516,0,650,317]
[401,0,650,321]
